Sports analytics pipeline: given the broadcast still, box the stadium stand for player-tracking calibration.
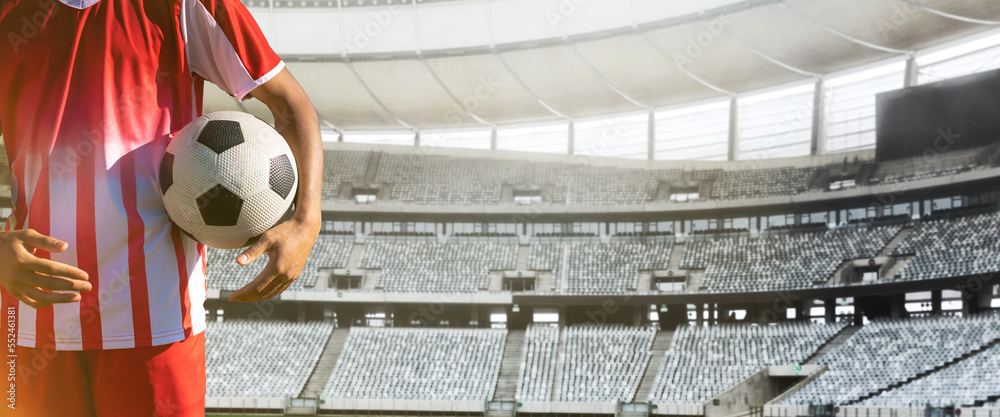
[322,327,506,401]
[375,154,524,205]
[683,226,899,292]
[528,243,565,292]
[516,323,559,402]
[534,163,681,205]
[321,150,369,199]
[860,341,1000,407]
[709,167,814,200]
[564,242,671,294]
[649,322,846,404]
[317,146,1000,207]
[869,147,997,186]
[208,234,351,290]
[360,241,517,292]
[784,314,1000,405]
[893,210,1000,281]
[205,320,334,397]
[554,324,655,403]
[526,242,670,293]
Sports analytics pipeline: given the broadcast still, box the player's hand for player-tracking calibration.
[229,216,320,302]
[0,229,92,309]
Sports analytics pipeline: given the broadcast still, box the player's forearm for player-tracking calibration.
[252,69,323,231]
[274,100,322,227]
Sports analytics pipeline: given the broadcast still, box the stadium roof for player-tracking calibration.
[207,0,1000,132]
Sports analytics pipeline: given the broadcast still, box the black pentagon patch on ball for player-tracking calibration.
[197,120,244,154]
[269,154,295,199]
[196,184,244,227]
[159,152,174,195]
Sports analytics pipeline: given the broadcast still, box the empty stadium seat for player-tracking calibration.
[322,327,506,401]
[894,211,1000,281]
[684,226,898,292]
[205,320,334,398]
[784,314,1000,405]
[553,324,656,403]
[516,324,559,401]
[649,321,846,404]
[361,241,517,292]
[322,150,369,199]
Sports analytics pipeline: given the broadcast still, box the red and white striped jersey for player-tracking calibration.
[0,0,284,350]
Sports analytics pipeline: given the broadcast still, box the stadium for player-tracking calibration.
[6,0,1000,416]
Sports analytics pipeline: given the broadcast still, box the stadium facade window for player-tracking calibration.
[737,82,815,161]
[829,178,856,190]
[669,192,699,202]
[824,61,906,154]
[419,127,493,150]
[917,33,1000,85]
[496,122,569,155]
[574,111,649,160]
[342,130,415,146]
[654,99,730,161]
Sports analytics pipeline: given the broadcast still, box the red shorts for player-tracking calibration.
[0,333,205,417]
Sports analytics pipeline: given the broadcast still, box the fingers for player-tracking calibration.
[19,229,69,254]
[230,263,297,302]
[230,262,277,302]
[237,236,271,266]
[22,257,89,281]
[21,272,92,293]
[20,286,82,308]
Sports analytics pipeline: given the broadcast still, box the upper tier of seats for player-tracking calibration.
[683,226,899,292]
[552,324,655,403]
[376,154,525,205]
[205,320,333,398]
[649,321,845,404]
[784,314,1000,405]
[894,211,1000,281]
[316,146,999,206]
[321,150,369,199]
[708,167,814,199]
[322,327,506,401]
[534,163,681,205]
[360,241,517,292]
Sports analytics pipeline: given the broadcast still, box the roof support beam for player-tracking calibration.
[412,1,492,129]
[727,95,739,161]
[810,79,825,156]
[783,3,912,55]
[897,0,1000,25]
[724,31,821,78]
[484,0,570,123]
[568,44,651,110]
[336,0,417,132]
[638,31,734,96]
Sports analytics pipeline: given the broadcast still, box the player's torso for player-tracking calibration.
[0,0,207,351]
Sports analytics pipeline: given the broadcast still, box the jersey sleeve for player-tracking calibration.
[182,0,284,101]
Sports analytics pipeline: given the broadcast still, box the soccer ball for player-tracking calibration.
[159,111,298,249]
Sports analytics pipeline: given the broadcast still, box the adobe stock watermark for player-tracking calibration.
[545,0,590,31]
[7,0,58,54]
[671,14,737,67]
[877,2,920,41]
[346,3,404,52]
